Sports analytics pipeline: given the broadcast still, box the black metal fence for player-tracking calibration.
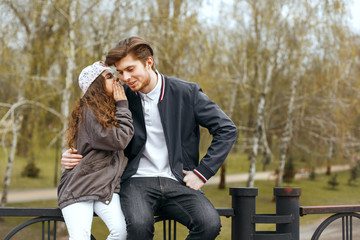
[300,205,360,240]
[1,187,359,240]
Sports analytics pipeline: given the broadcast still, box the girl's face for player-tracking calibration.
[102,70,119,95]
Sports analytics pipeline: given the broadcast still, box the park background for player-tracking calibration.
[1,0,360,239]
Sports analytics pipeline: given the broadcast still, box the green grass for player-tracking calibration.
[0,147,62,190]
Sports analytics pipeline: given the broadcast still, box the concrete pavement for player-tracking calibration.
[1,188,57,203]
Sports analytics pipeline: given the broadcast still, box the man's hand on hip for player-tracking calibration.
[183,170,205,190]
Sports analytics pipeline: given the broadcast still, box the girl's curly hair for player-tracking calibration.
[66,75,117,148]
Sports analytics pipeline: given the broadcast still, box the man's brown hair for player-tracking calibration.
[105,36,156,71]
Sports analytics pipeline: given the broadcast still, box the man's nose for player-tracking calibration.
[122,72,131,81]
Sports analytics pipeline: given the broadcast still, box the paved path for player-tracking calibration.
[207,164,350,185]
[2,188,58,203]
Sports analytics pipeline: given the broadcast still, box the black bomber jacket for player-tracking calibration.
[122,74,238,184]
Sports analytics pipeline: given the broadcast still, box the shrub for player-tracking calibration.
[348,161,360,185]
[328,174,339,189]
[21,162,40,178]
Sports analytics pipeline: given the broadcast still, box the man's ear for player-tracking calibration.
[146,57,153,69]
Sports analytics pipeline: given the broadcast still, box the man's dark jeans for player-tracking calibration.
[120,177,221,240]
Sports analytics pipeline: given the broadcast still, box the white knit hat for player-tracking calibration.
[78,61,114,94]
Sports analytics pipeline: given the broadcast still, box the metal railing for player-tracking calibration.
[300,205,360,240]
[0,206,233,240]
[0,207,95,240]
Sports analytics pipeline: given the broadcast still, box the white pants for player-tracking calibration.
[61,193,126,240]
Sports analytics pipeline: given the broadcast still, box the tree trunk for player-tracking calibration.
[1,110,21,206]
[261,120,272,171]
[247,63,273,187]
[1,69,25,206]
[326,139,333,175]
[245,68,257,154]
[61,1,77,152]
[277,75,298,187]
[247,119,261,187]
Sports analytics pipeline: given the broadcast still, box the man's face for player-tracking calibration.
[114,54,152,93]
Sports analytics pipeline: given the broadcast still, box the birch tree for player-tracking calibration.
[292,0,358,170]
[59,0,77,153]
[0,0,55,204]
[277,74,298,187]
[56,0,126,152]
[0,99,62,206]
[247,63,274,187]
[1,86,23,206]
[1,0,67,158]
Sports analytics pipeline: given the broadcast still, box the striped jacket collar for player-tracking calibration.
[158,72,165,102]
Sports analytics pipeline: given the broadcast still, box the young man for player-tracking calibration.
[61,36,237,239]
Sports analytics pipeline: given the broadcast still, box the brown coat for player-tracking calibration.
[57,100,133,209]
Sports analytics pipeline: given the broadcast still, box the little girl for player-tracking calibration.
[57,61,133,240]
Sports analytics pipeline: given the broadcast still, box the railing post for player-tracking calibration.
[274,187,301,240]
[229,187,258,240]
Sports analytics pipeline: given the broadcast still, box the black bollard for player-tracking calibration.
[274,187,301,240]
[229,187,258,240]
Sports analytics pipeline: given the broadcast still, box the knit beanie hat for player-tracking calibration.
[78,61,113,94]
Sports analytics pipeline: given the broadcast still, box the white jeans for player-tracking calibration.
[61,193,126,240]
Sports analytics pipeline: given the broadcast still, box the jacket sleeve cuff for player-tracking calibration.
[193,164,214,183]
[193,170,207,183]
[115,100,129,108]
